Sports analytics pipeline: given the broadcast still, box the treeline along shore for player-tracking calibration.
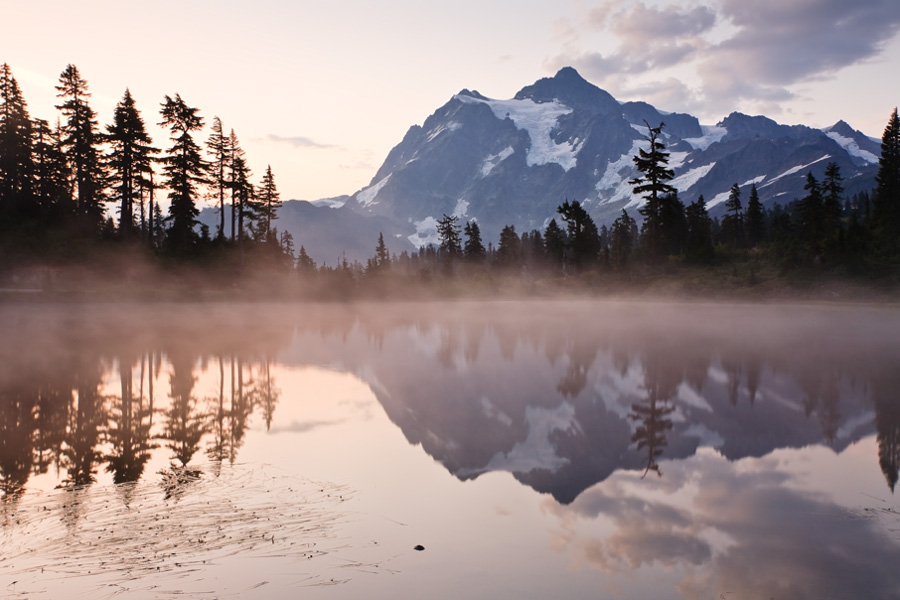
[2,64,899,301]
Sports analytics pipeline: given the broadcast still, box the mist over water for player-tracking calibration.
[2,299,899,599]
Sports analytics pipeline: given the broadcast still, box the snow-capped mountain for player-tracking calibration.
[202,67,881,262]
[332,67,879,255]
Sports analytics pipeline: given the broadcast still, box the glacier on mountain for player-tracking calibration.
[761,155,832,189]
[825,131,878,164]
[456,93,581,171]
[671,162,716,193]
[480,146,515,177]
[357,173,392,208]
[684,125,727,151]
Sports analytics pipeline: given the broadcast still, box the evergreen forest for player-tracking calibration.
[2,63,899,300]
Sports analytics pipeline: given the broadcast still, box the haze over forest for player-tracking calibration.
[0,57,899,298]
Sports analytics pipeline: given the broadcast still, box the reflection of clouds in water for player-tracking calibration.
[546,450,900,599]
[594,353,645,421]
[268,418,347,434]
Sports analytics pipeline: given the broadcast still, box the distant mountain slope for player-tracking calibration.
[216,67,882,262]
[198,199,409,265]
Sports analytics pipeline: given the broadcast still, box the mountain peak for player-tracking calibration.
[514,67,620,114]
[457,88,488,101]
[826,120,857,137]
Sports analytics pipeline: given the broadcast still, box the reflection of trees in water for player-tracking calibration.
[0,305,294,496]
[873,370,900,493]
[206,354,278,464]
[557,338,599,399]
[3,302,900,499]
[0,385,37,497]
[258,357,278,431]
[162,350,208,467]
[59,360,106,487]
[104,352,157,484]
[629,353,677,478]
[717,354,763,407]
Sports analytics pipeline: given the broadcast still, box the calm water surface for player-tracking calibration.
[1,300,899,599]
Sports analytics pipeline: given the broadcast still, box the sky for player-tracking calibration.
[3,0,899,204]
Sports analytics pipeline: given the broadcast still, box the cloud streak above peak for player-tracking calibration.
[263,134,340,151]
[552,0,900,120]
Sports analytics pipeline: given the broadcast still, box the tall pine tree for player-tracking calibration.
[32,118,70,216]
[630,121,675,258]
[256,165,280,243]
[464,220,486,263]
[56,64,106,228]
[159,94,206,253]
[745,184,765,247]
[106,89,156,240]
[557,199,600,269]
[227,129,245,242]
[206,116,230,240]
[799,172,824,256]
[873,108,900,256]
[822,162,844,243]
[685,195,714,262]
[721,183,744,247]
[0,63,34,220]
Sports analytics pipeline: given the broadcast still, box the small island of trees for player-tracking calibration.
[1,62,899,300]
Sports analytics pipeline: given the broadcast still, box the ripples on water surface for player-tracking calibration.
[1,300,899,599]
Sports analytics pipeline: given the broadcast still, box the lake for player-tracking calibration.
[1,299,899,599]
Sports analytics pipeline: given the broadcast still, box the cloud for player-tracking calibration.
[551,0,900,118]
[262,133,339,150]
[268,418,345,434]
[546,452,900,600]
[698,0,900,100]
[339,149,378,171]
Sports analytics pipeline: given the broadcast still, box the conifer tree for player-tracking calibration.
[0,63,34,219]
[873,108,900,255]
[227,129,245,241]
[106,89,156,240]
[799,172,824,254]
[822,162,844,242]
[206,116,231,240]
[436,213,462,257]
[159,94,206,252]
[278,229,295,259]
[685,195,714,262]
[745,184,765,247]
[32,118,70,215]
[658,192,686,256]
[630,122,675,258]
[521,229,545,268]
[610,208,637,267]
[543,218,566,271]
[151,199,165,248]
[296,245,316,275]
[257,165,280,243]
[56,64,106,227]
[463,220,486,263]
[495,224,522,269]
[557,199,600,269]
[373,232,390,269]
[230,154,254,244]
[721,183,744,247]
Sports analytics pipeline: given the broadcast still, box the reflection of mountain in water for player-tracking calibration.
[314,302,895,504]
[2,301,899,506]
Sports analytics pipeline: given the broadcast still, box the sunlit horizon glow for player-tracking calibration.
[4,0,899,205]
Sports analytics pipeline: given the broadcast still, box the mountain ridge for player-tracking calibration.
[216,67,880,263]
